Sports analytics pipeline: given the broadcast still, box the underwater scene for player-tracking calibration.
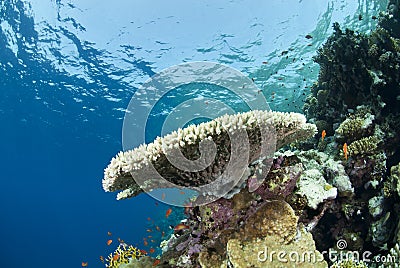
[2,0,400,267]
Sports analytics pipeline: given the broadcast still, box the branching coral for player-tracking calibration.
[335,111,375,143]
[102,110,317,200]
[347,135,380,157]
[105,244,145,268]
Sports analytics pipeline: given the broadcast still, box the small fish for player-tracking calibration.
[148,235,153,238]
[281,50,288,56]
[179,191,185,195]
[305,34,312,39]
[161,231,165,237]
[149,248,155,253]
[153,259,161,266]
[372,15,377,20]
[359,14,363,20]
[155,202,159,206]
[147,217,151,221]
[100,256,104,263]
[321,130,326,141]
[113,254,119,261]
[262,61,268,64]
[161,193,166,200]
[155,226,160,231]
[343,143,348,160]
[143,240,148,246]
[81,262,88,267]
[140,249,148,255]
[165,208,172,218]
[174,223,189,232]
[146,229,152,233]
[107,239,112,246]
[117,237,124,243]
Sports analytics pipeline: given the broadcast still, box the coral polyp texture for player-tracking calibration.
[102,110,317,200]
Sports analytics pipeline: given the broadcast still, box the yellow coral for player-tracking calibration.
[348,136,379,157]
[335,112,374,142]
[105,244,145,268]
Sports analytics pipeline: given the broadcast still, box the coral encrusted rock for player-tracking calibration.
[225,200,327,268]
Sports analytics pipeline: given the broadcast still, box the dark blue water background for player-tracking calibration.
[0,0,387,267]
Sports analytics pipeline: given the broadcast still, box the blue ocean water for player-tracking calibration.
[0,0,387,267]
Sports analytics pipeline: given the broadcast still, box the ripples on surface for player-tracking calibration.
[0,0,388,143]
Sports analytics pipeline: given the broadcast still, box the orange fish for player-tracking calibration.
[179,191,185,195]
[107,239,112,246]
[81,262,88,267]
[165,208,172,218]
[161,231,165,238]
[113,254,119,261]
[147,217,151,221]
[174,223,189,232]
[343,143,348,160]
[143,240,148,246]
[153,259,161,266]
[140,249,148,255]
[107,231,112,236]
[149,248,155,253]
[321,130,326,141]
[99,256,104,263]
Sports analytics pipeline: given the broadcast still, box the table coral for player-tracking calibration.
[103,110,317,201]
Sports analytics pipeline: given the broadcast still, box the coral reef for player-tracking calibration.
[100,2,400,267]
[151,151,339,267]
[194,200,327,268]
[301,1,400,266]
[103,110,317,200]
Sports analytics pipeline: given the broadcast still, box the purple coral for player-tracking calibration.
[253,164,302,200]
